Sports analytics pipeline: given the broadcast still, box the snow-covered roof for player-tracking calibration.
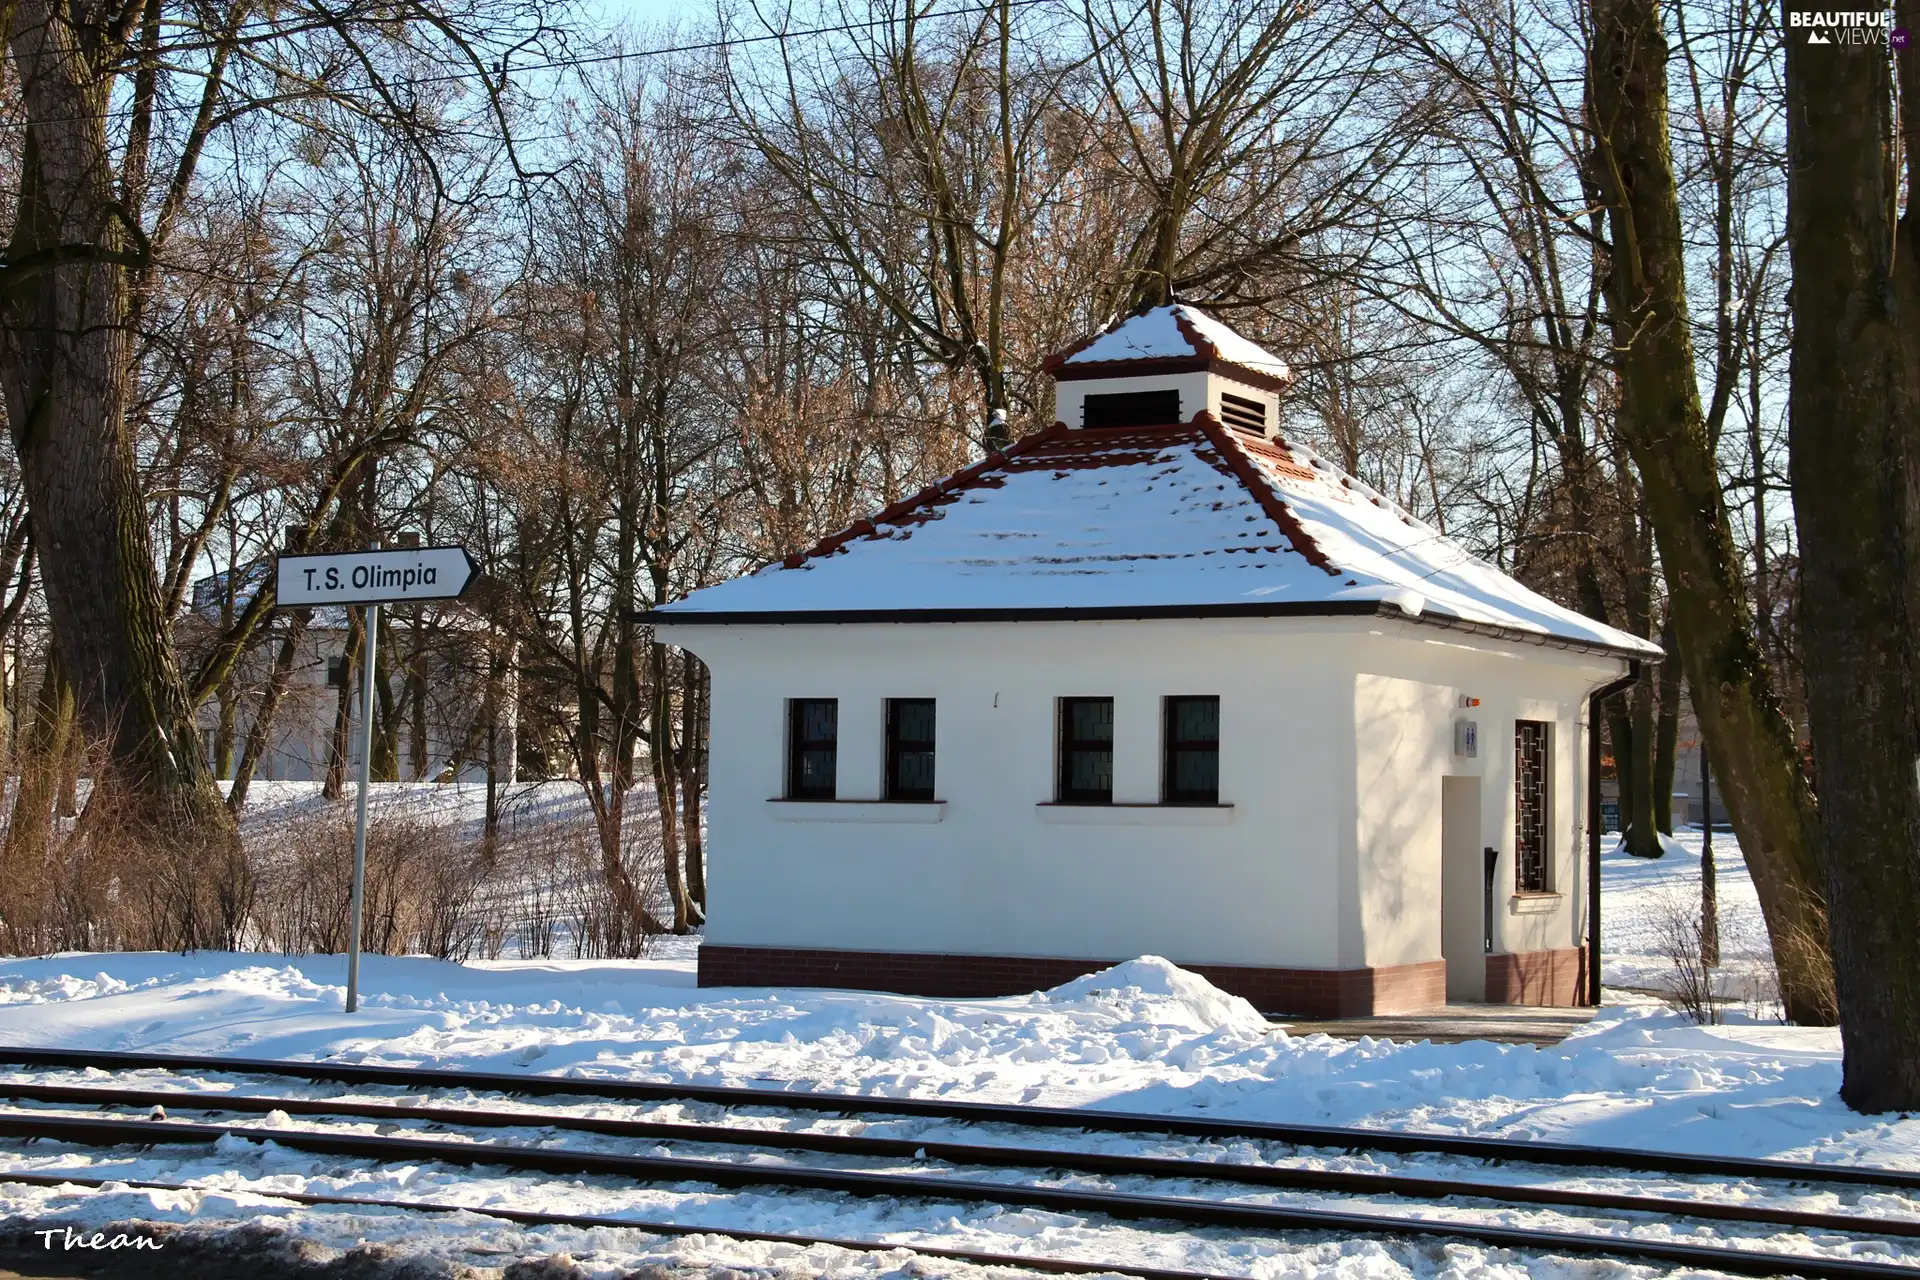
[1045,304,1293,385]
[652,418,1662,659]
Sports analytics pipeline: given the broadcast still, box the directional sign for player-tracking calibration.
[276,545,477,607]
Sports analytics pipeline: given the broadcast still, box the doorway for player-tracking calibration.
[1441,776,1485,1002]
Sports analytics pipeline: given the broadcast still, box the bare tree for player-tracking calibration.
[1079,0,1423,313]
[0,0,553,943]
[724,0,1082,446]
[1587,0,1830,1022]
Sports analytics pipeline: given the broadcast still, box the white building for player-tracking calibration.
[653,306,1661,1015]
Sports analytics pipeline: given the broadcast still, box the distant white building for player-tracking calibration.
[654,306,1661,1015]
[183,566,502,784]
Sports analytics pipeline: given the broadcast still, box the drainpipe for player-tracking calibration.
[1587,662,1642,1007]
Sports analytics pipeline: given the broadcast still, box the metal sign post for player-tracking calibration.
[346,599,378,1013]
[276,542,477,1013]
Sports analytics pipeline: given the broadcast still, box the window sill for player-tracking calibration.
[1509,892,1563,915]
[768,800,947,824]
[1036,802,1234,827]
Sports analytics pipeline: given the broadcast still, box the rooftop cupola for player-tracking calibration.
[1042,304,1292,438]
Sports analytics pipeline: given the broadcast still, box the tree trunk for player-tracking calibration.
[228,615,310,813]
[1784,0,1920,1105]
[213,685,237,781]
[1653,614,1682,833]
[0,1,240,913]
[324,613,364,801]
[372,619,399,783]
[1588,0,1833,1023]
[1619,515,1662,856]
[1701,742,1719,967]
[407,616,428,781]
[2,646,72,872]
[681,653,707,920]
[649,641,690,934]
[54,727,79,817]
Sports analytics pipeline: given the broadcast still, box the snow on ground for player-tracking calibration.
[0,824,1911,1277]
[1600,826,1777,1008]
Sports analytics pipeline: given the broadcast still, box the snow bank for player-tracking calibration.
[0,942,1914,1168]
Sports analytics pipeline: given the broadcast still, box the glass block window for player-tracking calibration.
[885,698,936,802]
[1163,696,1220,804]
[787,698,838,800]
[1515,720,1550,892]
[1058,697,1115,803]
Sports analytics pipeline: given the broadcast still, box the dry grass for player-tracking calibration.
[0,755,674,960]
[248,810,498,959]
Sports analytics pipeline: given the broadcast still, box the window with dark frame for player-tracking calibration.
[787,698,839,800]
[1082,389,1181,429]
[326,656,347,688]
[1163,696,1220,804]
[1057,697,1115,803]
[885,698,937,802]
[1218,393,1267,435]
[1515,720,1550,892]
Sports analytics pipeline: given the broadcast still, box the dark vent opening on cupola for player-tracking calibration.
[1220,392,1267,435]
[1083,389,1181,429]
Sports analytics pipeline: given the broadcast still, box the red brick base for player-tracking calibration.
[697,944,1448,1017]
[1485,946,1589,1007]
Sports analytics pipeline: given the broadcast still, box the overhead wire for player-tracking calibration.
[0,0,1058,132]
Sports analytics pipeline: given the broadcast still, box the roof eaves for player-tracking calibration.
[642,599,1662,661]
[1049,354,1292,394]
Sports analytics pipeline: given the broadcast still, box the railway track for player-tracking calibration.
[0,1046,1912,1279]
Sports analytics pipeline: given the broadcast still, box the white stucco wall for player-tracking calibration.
[1052,370,1280,433]
[665,615,1624,974]
[1350,629,1612,970]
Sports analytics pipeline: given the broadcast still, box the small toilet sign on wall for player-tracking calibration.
[1454,718,1479,758]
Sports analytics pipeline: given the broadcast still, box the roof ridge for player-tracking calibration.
[775,421,1074,572]
[1192,413,1341,577]
[1168,304,1220,362]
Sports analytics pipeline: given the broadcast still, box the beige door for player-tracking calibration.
[1441,776,1486,1002]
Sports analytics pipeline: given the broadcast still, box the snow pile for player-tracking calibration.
[1043,956,1269,1036]
[0,944,1912,1167]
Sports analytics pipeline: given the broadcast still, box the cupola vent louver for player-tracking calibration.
[1220,392,1267,435]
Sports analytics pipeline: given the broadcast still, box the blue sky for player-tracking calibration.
[585,0,714,33]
